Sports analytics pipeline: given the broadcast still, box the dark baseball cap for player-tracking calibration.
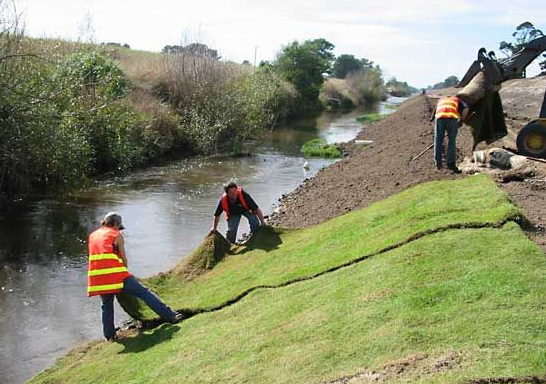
[102,212,125,230]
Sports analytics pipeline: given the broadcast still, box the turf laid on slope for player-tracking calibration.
[120,174,520,320]
[30,223,546,384]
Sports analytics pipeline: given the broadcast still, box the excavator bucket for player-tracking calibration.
[458,48,504,89]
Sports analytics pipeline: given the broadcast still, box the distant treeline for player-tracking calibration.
[427,75,460,90]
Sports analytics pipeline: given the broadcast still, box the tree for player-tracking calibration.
[500,22,545,73]
[274,38,335,115]
[385,77,418,97]
[332,54,363,78]
[360,58,374,69]
[162,43,220,60]
[429,75,460,90]
[306,38,335,68]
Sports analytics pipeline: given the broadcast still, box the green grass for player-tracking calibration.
[30,222,546,384]
[29,175,546,383]
[385,104,398,110]
[301,138,342,158]
[123,175,516,320]
[356,112,388,123]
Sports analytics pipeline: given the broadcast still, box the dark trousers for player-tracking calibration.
[100,276,177,339]
[226,211,260,243]
[434,118,459,166]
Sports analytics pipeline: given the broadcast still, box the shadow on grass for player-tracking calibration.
[117,324,180,354]
[238,225,283,254]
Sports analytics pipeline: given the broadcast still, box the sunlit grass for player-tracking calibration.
[301,138,342,158]
[356,112,388,123]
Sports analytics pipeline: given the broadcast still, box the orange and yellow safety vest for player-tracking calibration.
[435,97,461,120]
[87,226,131,297]
[221,187,250,221]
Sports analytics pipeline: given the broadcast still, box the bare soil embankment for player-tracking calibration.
[269,77,546,252]
[268,94,474,227]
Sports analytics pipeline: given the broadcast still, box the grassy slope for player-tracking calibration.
[31,223,545,384]
[126,174,519,319]
[29,175,546,383]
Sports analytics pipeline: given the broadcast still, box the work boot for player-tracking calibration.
[435,162,442,170]
[447,164,462,174]
[170,312,184,324]
[106,327,121,342]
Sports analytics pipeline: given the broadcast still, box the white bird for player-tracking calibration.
[303,161,310,170]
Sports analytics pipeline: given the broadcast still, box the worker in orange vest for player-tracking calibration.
[88,212,182,341]
[430,96,469,173]
[211,181,265,243]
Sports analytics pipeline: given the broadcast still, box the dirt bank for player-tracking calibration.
[269,77,546,252]
[268,95,473,227]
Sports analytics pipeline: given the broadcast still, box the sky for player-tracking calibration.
[12,0,546,88]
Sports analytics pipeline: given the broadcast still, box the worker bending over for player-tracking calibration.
[211,181,265,243]
[430,96,469,173]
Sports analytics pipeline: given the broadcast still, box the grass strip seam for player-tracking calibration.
[137,215,522,329]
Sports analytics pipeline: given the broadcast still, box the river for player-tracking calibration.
[0,99,403,384]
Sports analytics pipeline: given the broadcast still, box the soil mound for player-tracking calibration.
[269,95,474,228]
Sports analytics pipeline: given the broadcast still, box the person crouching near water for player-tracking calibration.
[87,212,182,341]
[211,181,266,243]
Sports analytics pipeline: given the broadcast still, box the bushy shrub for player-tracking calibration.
[273,39,335,116]
[0,28,93,195]
[346,68,386,106]
[319,78,357,109]
[156,51,295,154]
[53,52,144,172]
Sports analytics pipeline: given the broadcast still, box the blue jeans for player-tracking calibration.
[100,276,177,339]
[226,211,260,243]
[434,118,459,166]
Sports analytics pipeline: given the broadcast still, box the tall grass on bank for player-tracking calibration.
[345,68,386,105]
[319,78,358,109]
[320,68,386,110]
[156,52,295,153]
[0,27,295,203]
